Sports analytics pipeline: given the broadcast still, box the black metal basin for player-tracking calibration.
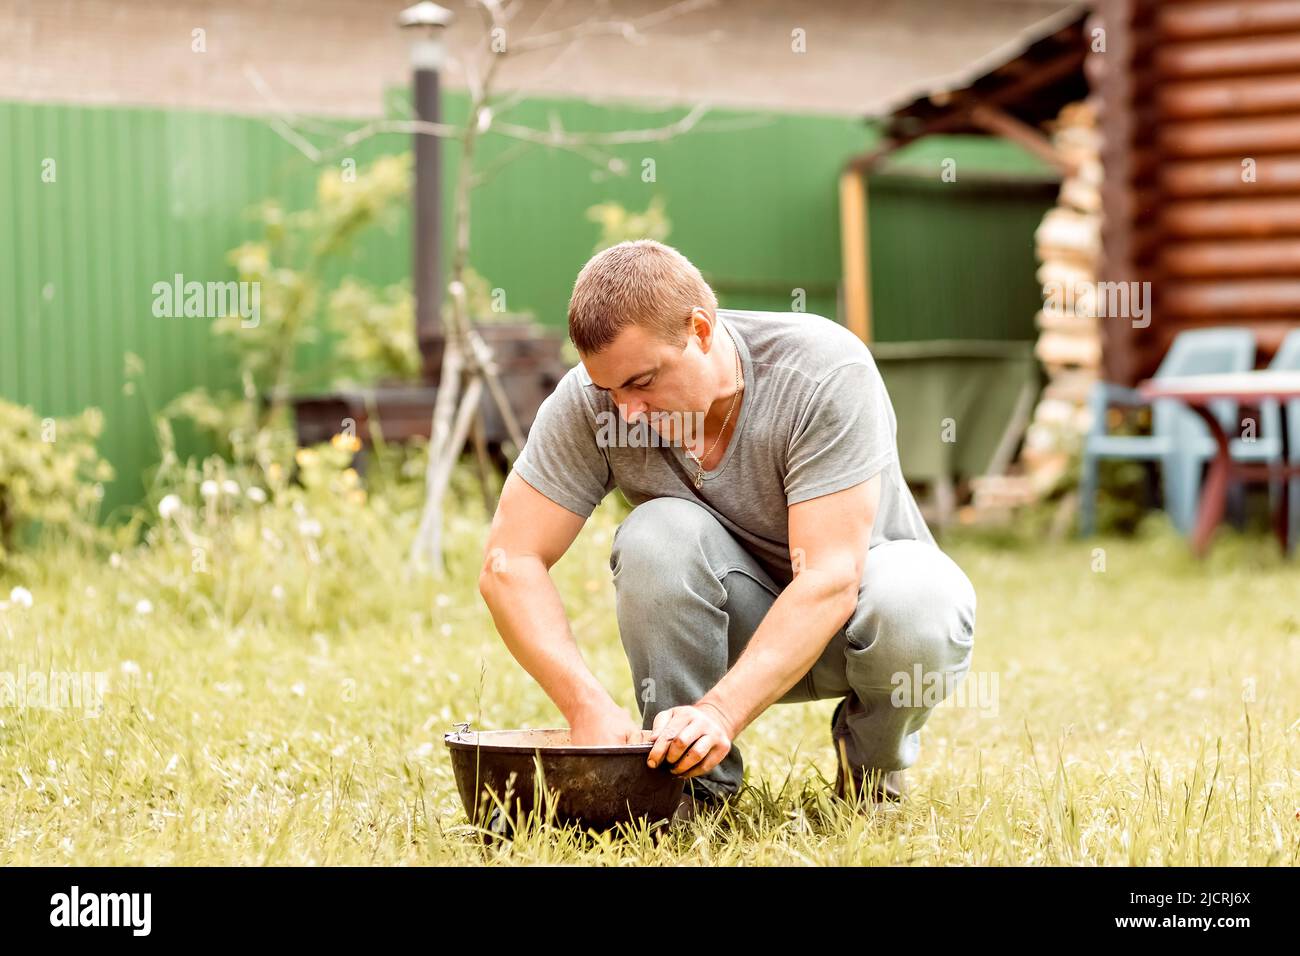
[444,728,686,838]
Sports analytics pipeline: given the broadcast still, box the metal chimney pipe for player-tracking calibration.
[400,3,454,381]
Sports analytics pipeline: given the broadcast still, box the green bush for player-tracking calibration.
[0,400,114,565]
[165,153,415,463]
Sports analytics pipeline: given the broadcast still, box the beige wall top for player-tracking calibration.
[1,0,1073,118]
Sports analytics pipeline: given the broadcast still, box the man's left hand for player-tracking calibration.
[646,703,733,778]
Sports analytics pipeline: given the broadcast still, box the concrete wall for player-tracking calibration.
[2,0,1073,118]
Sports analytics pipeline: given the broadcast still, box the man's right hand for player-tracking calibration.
[568,702,644,746]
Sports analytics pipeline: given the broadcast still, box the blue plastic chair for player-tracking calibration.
[1079,328,1256,536]
[1265,329,1300,553]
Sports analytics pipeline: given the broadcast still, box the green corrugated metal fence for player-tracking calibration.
[1,92,1050,516]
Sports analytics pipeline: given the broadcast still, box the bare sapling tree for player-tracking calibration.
[251,0,733,574]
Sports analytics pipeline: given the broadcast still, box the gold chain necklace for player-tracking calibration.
[686,330,742,489]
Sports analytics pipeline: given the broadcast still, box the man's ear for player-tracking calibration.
[690,306,714,352]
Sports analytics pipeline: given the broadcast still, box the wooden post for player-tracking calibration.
[969,104,1074,175]
[839,167,872,343]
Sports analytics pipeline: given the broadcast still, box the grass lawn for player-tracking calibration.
[1,485,1296,865]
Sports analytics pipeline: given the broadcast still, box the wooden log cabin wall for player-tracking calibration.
[1094,0,1300,385]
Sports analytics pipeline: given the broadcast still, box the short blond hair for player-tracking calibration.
[567,239,718,355]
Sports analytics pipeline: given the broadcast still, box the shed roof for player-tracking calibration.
[853,4,1091,169]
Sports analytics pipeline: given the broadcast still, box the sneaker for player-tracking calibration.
[831,693,908,805]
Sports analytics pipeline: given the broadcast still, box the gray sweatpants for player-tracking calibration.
[609,496,977,801]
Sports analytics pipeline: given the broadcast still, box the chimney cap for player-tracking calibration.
[398,2,454,29]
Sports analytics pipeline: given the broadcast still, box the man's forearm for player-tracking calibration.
[478,556,615,723]
[697,570,856,738]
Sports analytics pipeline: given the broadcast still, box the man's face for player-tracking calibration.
[580,309,716,443]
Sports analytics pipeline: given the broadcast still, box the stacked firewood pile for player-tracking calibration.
[1023,99,1104,497]
[970,99,1102,520]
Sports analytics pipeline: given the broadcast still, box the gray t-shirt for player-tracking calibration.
[512,308,936,588]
